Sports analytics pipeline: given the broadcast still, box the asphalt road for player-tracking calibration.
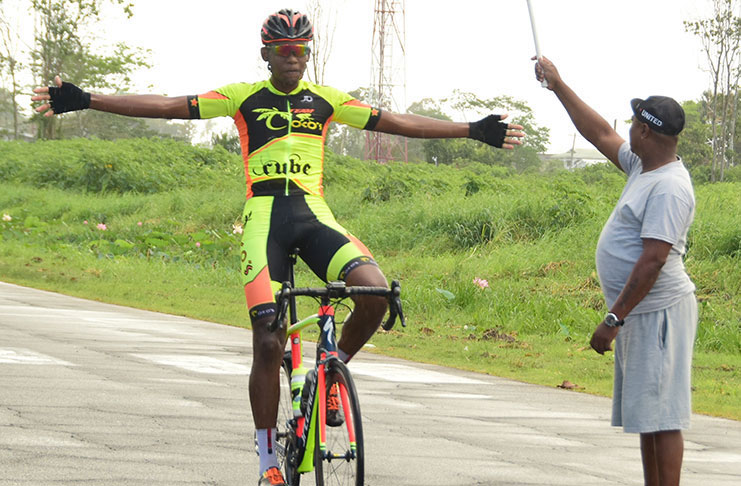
[1,281,739,485]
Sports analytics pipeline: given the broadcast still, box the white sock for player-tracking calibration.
[256,428,279,474]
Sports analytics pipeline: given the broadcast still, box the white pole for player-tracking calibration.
[526,0,548,88]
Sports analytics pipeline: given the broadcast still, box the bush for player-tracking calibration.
[724,164,741,183]
[689,182,741,259]
[689,165,712,185]
[0,138,242,193]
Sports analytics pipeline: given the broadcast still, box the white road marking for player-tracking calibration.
[128,354,485,385]
[2,305,188,325]
[132,354,251,375]
[0,348,73,366]
[147,378,227,386]
[349,362,486,384]
[0,429,89,448]
[684,450,741,463]
[431,392,493,399]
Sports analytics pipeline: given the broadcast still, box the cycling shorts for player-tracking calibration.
[240,194,377,323]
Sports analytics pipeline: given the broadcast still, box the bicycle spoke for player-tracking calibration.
[315,360,363,486]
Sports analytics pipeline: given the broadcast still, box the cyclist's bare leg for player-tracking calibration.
[338,264,389,358]
[249,316,287,428]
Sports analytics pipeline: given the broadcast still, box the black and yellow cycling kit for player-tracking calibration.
[189,79,382,321]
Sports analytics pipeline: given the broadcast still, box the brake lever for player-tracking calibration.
[394,295,406,328]
[382,305,397,331]
[381,280,405,331]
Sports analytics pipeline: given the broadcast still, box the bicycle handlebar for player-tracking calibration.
[268,280,406,333]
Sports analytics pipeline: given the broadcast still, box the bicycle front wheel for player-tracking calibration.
[314,359,364,486]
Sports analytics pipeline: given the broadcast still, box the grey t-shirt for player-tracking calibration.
[595,142,696,314]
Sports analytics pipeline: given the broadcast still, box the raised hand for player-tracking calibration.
[532,55,561,91]
[499,114,526,150]
[31,75,63,117]
[469,114,525,150]
[32,76,91,116]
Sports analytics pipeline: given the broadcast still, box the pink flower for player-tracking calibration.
[473,277,489,289]
[83,220,88,225]
[137,221,143,226]
[195,242,201,248]
[96,223,107,231]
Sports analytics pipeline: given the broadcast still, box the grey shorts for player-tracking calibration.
[612,292,698,433]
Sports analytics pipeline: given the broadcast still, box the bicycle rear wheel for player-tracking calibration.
[314,359,364,486]
[276,355,301,486]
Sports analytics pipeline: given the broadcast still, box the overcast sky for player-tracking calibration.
[8,0,717,152]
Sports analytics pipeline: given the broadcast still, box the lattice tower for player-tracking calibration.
[365,0,407,163]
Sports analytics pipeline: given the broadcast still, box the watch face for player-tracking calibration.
[605,313,619,327]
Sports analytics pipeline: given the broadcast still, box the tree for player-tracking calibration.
[305,0,341,86]
[404,98,450,163]
[325,89,549,171]
[0,87,16,138]
[407,90,549,171]
[30,0,149,139]
[211,131,241,154]
[56,109,194,141]
[0,2,25,139]
[684,0,741,181]
[326,87,370,158]
[677,99,713,169]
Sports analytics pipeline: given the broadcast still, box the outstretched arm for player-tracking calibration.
[373,111,525,150]
[33,76,191,119]
[534,56,625,169]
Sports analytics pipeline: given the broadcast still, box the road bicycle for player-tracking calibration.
[268,252,405,486]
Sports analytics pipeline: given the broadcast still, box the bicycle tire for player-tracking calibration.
[314,359,364,486]
[276,357,301,486]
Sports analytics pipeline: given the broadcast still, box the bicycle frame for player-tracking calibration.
[275,252,404,483]
[280,257,356,474]
[287,299,364,473]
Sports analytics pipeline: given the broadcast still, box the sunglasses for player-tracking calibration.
[269,44,311,57]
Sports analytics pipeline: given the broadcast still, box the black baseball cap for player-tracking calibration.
[631,96,685,136]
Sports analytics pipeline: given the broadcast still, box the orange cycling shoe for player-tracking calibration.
[326,382,344,427]
[258,466,286,486]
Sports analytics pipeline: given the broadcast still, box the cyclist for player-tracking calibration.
[33,9,525,485]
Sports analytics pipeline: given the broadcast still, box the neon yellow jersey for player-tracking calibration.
[188,79,381,198]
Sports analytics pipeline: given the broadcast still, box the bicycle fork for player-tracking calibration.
[315,306,359,462]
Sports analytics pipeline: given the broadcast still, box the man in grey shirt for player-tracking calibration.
[535,57,697,486]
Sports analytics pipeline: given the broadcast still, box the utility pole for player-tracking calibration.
[365,0,407,163]
[569,133,576,169]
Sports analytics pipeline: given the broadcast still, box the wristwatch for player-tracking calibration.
[604,312,624,328]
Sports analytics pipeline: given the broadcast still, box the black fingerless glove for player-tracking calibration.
[468,114,508,148]
[48,82,91,114]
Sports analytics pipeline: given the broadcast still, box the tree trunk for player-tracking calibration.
[730,87,739,168]
[10,63,18,139]
[711,81,720,182]
[686,0,740,182]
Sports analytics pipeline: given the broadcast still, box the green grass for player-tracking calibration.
[0,138,738,421]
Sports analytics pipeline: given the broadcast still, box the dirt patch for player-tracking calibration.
[481,328,517,343]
